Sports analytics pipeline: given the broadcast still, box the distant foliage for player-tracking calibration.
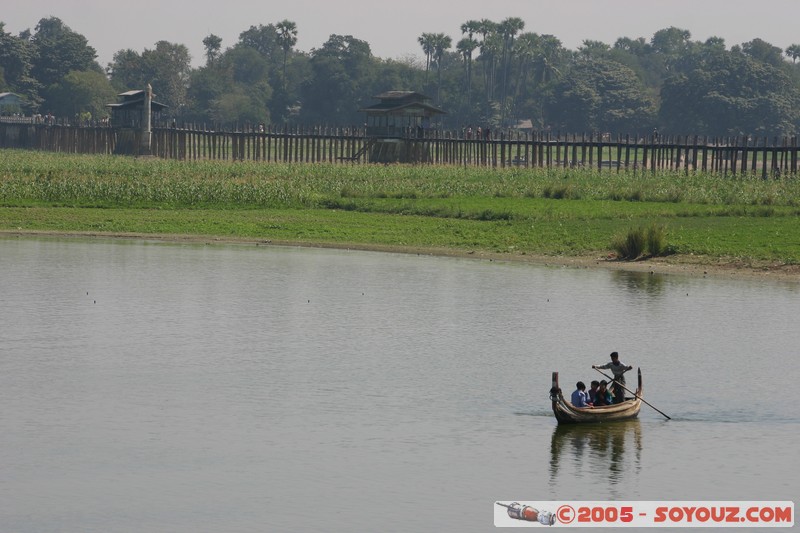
[3,17,800,136]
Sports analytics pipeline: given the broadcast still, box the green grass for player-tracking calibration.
[2,149,800,264]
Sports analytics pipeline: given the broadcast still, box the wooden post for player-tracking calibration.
[771,136,779,177]
[140,84,153,155]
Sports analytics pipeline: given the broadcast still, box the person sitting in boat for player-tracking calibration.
[570,381,593,408]
[593,380,613,406]
[588,380,600,403]
[593,351,633,403]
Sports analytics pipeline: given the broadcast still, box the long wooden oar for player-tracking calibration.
[593,367,671,420]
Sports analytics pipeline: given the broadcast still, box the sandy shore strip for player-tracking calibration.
[3,229,799,283]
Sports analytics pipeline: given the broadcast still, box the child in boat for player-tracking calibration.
[588,380,600,403]
[570,381,593,408]
[593,380,613,406]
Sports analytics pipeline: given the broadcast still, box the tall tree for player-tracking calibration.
[476,19,499,101]
[30,17,100,86]
[613,37,650,55]
[0,23,30,87]
[578,40,611,60]
[460,20,481,42]
[785,44,800,64]
[300,34,372,124]
[456,36,479,108]
[741,38,785,67]
[238,24,279,62]
[649,27,692,74]
[186,44,274,125]
[202,34,222,65]
[431,33,452,104]
[611,35,664,90]
[533,35,566,85]
[548,58,656,133]
[659,52,800,136]
[509,32,538,123]
[28,17,102,112]
[186,64,226,122]
[108,41,192,117]
[108,49,144,89]
[148,41,192,116]
[497,17,524,123]
[0,22,40,109]
[275,20,298,86]
[417,33,435,86]
[459,20,481,108]
[46,69,116,119]
[222,46,271,85]
[210,87,270,126]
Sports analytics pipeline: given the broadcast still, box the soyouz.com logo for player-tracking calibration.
[494,501,794,527]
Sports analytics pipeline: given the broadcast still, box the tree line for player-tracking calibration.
[2,16,800,137]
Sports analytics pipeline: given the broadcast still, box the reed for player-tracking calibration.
[3,151,800,209]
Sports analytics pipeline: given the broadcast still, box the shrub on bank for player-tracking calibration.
[612,224,668,260]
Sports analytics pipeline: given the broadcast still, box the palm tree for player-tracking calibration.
[535,35,565,85]
[498,17,524,124]
[418,33,436,86]
[476,19,499,101]
[786,44,800,64]
[432,33,452,104]
[457,37,479,108]
[460,20,481,108]
[476,19,495,47]
[510,32,538,121]
[276,20,298,86]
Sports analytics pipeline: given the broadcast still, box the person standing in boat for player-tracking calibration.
[592,352,633,403]
[571,381,593,408]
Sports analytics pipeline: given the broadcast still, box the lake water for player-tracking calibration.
[1,237,797,532]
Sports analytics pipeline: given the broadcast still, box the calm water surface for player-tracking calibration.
[1,237,798,532]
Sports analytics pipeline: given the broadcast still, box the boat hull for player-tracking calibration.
[550,369,642,424]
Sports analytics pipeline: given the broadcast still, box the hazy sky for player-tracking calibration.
[4,0,800,68]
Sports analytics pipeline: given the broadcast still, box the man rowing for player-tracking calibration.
[592,351,633,403]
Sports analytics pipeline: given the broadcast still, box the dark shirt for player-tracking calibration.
[588,389,598,403]
[593,390,612,406]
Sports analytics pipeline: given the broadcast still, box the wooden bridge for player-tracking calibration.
[1,120,798,178]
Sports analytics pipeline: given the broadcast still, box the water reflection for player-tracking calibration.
[549,421,642,487]
[611,270,666,298]
[3,238,800,532]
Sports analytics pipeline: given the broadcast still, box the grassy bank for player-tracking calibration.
[2,150,800,266]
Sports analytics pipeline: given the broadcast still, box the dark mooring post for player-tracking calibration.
[141,83,153,155]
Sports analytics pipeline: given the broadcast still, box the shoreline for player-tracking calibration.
[3,229,799,282]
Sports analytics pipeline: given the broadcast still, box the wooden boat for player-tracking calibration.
[549,368,642,424]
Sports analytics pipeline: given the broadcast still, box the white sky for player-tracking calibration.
[4,0,800,68]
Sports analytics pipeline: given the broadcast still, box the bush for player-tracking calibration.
[645,224,667,256]
[612,224,668,260]
[612,227,646,259]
